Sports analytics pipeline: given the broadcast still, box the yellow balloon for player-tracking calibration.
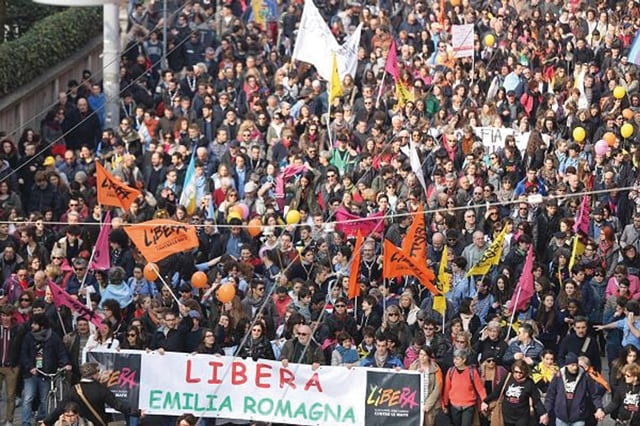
[614,86,626,99]
[484,34,495,47]
[572,126,586,142]
[286,209,301,225]
[227,211,242,223]
[621,122,634,139]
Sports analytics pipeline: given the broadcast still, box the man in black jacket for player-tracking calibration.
[0,306,24,425]
[21,313,71,425]
[39,362,136,426]
[150,305,192,352]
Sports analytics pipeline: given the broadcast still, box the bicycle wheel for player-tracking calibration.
[46,388,57,415]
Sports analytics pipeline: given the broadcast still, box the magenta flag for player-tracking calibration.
[91,210,111,271]
[384,40,399,81]
[275,165,307,210]
[335,206,385,239]
[48,281,104,328]
[572,195,590,235]
[509,246,535,313]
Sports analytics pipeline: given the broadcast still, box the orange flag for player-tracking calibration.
[401,205,429,265]
[383,239,439,295]
[123,219,199,263]
[348,231,364,299]
[96,162,141,211]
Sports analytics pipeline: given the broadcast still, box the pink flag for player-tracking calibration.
[48,281,104,328]
[335,206,385,239]
[384,40,399,81]
[275,165,307,210]
[508,246,535,313]
[91,211,111,271]
[572,195,590,235]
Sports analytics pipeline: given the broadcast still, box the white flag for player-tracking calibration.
[402,138,427,195]
[292,0,339,80]
[336,23,362,79]
[293,0,361,81]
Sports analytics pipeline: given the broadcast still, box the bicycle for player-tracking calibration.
[36,368,68,414]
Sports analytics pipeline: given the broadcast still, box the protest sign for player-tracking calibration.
[472,127,529,153]
[85,350,142,412]
[89,351,423,425]
[451,25,474,58]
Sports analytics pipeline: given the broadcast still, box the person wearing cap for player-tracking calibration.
[544,352,605,424]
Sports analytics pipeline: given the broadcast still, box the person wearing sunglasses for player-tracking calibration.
[279,324,324,370]
[481,359,547,425]
[603,362,640,425]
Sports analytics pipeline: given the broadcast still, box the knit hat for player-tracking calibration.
[565,352,579,365]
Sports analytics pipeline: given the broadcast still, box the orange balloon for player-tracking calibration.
[191,271,208,289]
[603,132,617,147]
[247,218,262,237]
[217,283,236,303]
[143,263,159,281]
[623,108,634,120]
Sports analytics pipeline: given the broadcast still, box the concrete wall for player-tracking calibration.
[0,36,103,140]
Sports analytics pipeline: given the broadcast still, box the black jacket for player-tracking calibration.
[42,379,135,426]
[150,317,192,352]
[605,381,640,425]
[20,328,70,376]
[0,324,25,367]
[485,376,545,424]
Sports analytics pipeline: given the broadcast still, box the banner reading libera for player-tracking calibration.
[124,219,199,262]
[96,162,141,211]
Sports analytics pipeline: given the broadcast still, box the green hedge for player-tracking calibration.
[4,0,65,41]
[0,6,102,96]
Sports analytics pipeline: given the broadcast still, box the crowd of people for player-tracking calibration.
[3,0,640,425]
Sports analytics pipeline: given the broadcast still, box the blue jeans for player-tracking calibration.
[556,421,585,426]
[21,376,49,426]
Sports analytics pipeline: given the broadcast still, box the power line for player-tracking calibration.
[7,183,635,229]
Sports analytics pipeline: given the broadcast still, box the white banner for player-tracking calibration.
[292,0,361,81]
[451,24,474,58]
[133,351,423,425]
[472,126,530,153]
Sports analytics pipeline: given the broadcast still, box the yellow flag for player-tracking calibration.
[251,0,265,26]
[395,81,414,108]
[467,225,507,277]
[569,234,585,271]
[433,245,451,315]
[329,52,343,103]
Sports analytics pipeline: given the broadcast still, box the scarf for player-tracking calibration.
[336,344,359,364]
[32,328,52,343]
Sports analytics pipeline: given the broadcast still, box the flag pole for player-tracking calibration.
[150,263,181,306]
[354,295,358,321]
[442,305,446,334]
[326,83,333,149]
[505,286,522,341]
[376,71,387,108]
